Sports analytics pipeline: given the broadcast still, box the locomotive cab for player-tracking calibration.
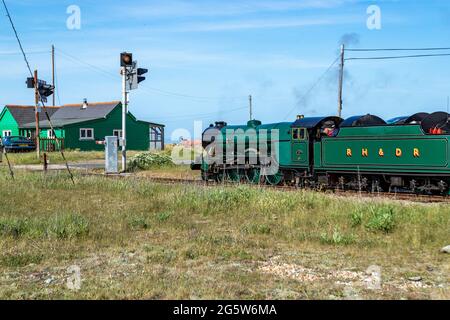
[290,116,343,171]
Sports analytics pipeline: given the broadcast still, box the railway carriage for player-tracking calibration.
[193,112,450,195]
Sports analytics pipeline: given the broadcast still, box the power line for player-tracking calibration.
[55,48,248,101]
[0,50,50,56]
[158,107,249,124]
[282,55,340,120]
[346,47,450,52]
[345,53,450,61]
[55,48,254,120]
[151,106,248,121]
[1,0,33,76]
[1,0,74,184]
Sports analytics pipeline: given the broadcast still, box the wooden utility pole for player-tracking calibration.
[249,94,253,121]
[51,45,55,106]
[338,44,345,118]
[34,70,40,159]
[447,96,449,114]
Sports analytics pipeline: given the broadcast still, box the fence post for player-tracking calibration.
[43,153,48,172]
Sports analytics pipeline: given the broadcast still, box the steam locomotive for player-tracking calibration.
[192,111,450,195]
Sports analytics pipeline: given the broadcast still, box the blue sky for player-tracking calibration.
[1,0,450,141]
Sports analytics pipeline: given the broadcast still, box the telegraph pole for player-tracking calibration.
[249,95,253,121]
[338,44,345,118]
[447,96,449,114]
[52,45,55,106]
[34,70,40,159]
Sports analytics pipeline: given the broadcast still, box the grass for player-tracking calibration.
[0,150,141,165]
[0,169,448,299]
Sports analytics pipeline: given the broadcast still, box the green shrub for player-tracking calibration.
[365,206,396,233]
[128,215,150,230]
[0,253,43,267]
[127,152,174,171]
[45,213,90,239]
[242,223,271,235]
[0,218,29,238]
[350,208,364,227]
[0,213,89,239]
[156,212,172,222]
[320,229,356,245]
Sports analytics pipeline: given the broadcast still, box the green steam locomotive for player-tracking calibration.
[192,112,450,195]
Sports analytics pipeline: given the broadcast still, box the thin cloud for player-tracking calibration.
[115,0,357,19]
[171,15,361,32]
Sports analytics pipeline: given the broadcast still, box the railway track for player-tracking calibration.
[81,173,450,204]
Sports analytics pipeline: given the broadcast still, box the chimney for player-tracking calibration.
[82,98,88,109]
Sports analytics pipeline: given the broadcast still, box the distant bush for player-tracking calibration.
[127,152,174,171]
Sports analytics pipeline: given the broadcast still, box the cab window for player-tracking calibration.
[299,128,306,140]
[292,128,307,140]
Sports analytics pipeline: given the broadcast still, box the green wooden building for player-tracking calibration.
[0,101,164,151]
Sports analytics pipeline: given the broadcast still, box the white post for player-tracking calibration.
[121,66,128,172]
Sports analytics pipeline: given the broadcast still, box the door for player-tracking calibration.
[291,128,309,165]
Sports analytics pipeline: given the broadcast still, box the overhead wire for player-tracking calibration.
[55,48,252,120]
[55,48,248,102]
[282,55,340,120]
[1,0,74,183]
[346,47,450,52]
[345,53,450,61]
[0,50,50,55]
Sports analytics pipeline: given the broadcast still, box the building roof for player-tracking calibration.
[20,101,120,129]
[52,101,120,121]
[22,118,101,129]
[5,101,165,129]
[4,105,60,126]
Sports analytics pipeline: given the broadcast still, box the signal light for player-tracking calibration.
[120,52,133,67]
[137,68,148,84]
[38,83,55,98]
[26,77,35,88]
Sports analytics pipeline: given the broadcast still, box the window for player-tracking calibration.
[2,130,11,137]
[299,128,306,140]
[47,130,56,138]
[292,128,307,140]
[80,128,94,140]
[113,129,122,138]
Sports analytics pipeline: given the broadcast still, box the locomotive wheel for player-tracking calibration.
[265,172,284,186]
[246,168,261,184]
[226,169,241,182]
[214,172,225,183]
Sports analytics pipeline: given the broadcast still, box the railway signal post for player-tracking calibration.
[120,52,148,172]
[26,71,55,159]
